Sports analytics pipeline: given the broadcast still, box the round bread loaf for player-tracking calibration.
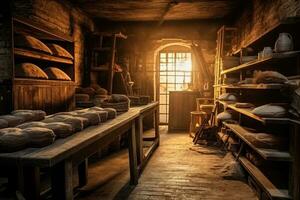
[0,128,29,152]
[23,127,55,148]
[44,67,71,81]
[0,115,25,127]
[0,119,8,129]
[102,108,117,119]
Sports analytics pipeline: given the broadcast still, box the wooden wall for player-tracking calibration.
[234,0,300,50]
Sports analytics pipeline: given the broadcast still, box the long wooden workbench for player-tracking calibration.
[0,102,159,200]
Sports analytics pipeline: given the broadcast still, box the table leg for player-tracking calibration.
[154,108,160,145]
[52,160,73,200]
[78,159,88,187]
[128,121,138,185]
[136,116,144,167]
[23,166,40,200]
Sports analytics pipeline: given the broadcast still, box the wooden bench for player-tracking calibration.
[0,102,159,200]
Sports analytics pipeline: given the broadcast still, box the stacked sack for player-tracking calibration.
[75,84,109,108]
[101,94,130,112]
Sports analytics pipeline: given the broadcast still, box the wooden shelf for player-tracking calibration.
[232,17,300,54]
[13,17,73,42]
[224,123,292,161]
[238,156,292,200]
[221,51,300,75]
[216,83,285,90]
[14,48,74,64]
[13,78,75,86]
[217,100,294,124]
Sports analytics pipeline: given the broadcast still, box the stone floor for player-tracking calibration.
[77,126,257,200]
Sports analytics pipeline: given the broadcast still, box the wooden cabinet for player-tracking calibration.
[215,17,300,200]
[168,91,200,132]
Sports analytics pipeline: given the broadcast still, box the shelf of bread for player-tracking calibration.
[224,122,291,161]
[217,100,294,124]
[221,51,300,75]
[216,83,285,90]
[238,156,292,200]
[14,48,73,64]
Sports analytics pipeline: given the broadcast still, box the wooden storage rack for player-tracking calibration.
[214,18,300,200]
[11,17,75,114]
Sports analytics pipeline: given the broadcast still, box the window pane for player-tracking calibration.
[160,114,167,123]
[160,76,167,83]
[160,84,167,93]
[160,63,166,71]
[160,95,167,104]
[167,76,175,83]
[176,76,184,83]
[160,104,167,114]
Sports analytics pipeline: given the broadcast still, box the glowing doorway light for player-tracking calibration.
[159,52,192,124]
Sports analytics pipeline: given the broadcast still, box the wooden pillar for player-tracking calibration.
[154,107,160,144]
[136,116,144,167]
[128,121,138,185]
[52,160,73,200]
[78,159,88,187]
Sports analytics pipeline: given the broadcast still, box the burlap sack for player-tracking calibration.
[23,127,55,148]
[15,63,48,79]
[0,115,25,127]
[217,111,232,122]
[0,119,8,129]
[102,108,117,119]
[88,106,104,112]
[80,87,96,96]
[44,67,71,81]
[11,110,46,121]
[0,128,29,152]
[46,43,73,59]
[245,132,286,149]
[12,111,35,122]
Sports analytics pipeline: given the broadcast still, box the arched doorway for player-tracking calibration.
[155,43,192,124]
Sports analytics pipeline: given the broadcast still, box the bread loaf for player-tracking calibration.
[0,115,25,127]
[218,93,237,102]
[12,111,35,122]
[0,119,8,129]
[17,121,46,129]
[15,63,48,79]
[23,127,55,148]
[251,104,286,117]
[102,108,117,119]
[15,34,53,54]
[0,128,29,152]
[44,122,74,138]
[43,115,84,132]
[88,106,104,112]
[46,43,73,59]
[11,110,46,121]
[75,112,101,126]
[110,94,129,103]
[44,67,71,81]
[253,71,288,84]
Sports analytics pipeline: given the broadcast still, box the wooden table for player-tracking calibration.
[0,102,159,200]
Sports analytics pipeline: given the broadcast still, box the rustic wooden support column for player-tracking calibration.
[23,166,40,200]
[78,158,88,187]
[154,107,160,145]
[136,116,144,167]
[128,121,138,185]
[51,160,73,200]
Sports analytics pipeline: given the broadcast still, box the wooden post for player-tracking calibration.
[136,116,144,167]
[78,159,88,187]
[51,160,73,200]
[23,166,40,200]
[128,121,138,185]
[154,107,160,145]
